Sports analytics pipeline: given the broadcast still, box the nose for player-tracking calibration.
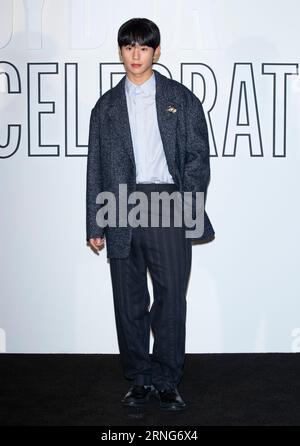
[132,47,140,59]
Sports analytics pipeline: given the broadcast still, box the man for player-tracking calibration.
[86,17,215,411]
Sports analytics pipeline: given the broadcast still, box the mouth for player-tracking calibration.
[131,64,142,68]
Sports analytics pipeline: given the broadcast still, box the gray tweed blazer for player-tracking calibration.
[86,68,215,258]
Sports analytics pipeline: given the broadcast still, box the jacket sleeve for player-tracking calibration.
[86,105,105,242]
[183,93,210,218]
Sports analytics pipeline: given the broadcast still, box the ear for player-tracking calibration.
[153,45,161,63]
[118,46,123,62]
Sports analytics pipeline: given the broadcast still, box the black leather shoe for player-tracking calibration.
[121,384,155,407]
[154,387,186,411]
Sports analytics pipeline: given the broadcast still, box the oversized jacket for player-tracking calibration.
[86,68,215,258]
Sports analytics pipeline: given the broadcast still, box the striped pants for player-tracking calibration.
[109,183,192,391]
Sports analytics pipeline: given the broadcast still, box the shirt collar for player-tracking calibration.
[125,71,156,97]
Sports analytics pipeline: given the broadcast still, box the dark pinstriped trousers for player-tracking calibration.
[109,183,192,391]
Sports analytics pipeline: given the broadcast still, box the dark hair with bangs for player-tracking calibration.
[117,18,160,50]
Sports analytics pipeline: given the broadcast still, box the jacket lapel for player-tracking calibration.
[107,69,181,178]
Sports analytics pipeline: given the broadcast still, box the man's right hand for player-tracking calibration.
[88,237,105,254]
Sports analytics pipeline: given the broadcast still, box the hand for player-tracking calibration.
[88,237,105,254]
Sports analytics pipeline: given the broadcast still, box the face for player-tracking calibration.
[119,43,161,79]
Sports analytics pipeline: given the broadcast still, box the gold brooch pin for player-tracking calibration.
[166,105,177,113]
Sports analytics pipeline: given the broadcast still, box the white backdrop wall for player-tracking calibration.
[0,0,300,353]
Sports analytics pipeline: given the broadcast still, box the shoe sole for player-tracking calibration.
[122,399,149,407]
[159,403,186,411]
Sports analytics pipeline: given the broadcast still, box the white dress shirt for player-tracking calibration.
[125,71,174,184]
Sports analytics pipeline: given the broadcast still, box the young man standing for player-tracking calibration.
[86,18,214,411]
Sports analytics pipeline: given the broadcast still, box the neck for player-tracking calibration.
[126,67,154,85]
